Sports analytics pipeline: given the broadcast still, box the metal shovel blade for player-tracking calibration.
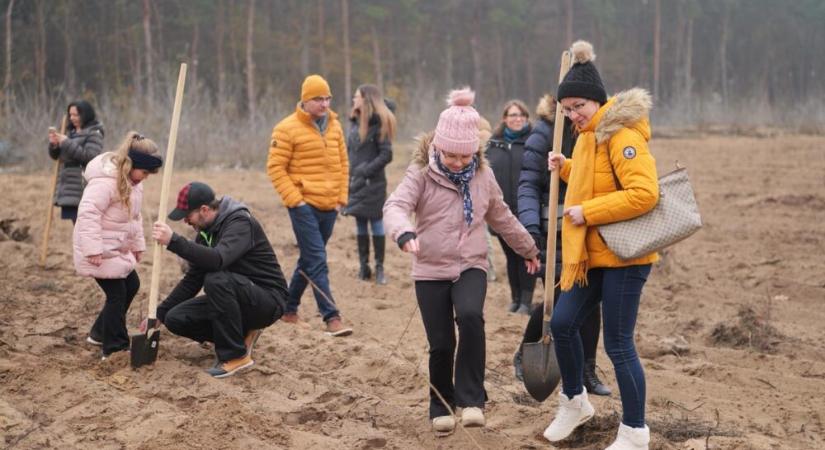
[130,328,160,369]
[521,337,561,402]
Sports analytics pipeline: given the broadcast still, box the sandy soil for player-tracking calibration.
[1,135,824,449]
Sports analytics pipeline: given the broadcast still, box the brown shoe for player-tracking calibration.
[206,355,254,378]
[281,313,299,324]
[244,329,262,358]
[325,317,353,337]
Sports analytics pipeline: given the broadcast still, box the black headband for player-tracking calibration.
[128,149,163,171]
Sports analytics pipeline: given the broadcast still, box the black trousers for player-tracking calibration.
[497,236,537,305]
[164,271,285,362]
[521,284,601,361]
[415,269,487,419]
[92,270,140,355]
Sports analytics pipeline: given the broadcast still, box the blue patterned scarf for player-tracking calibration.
[435,151,478,225]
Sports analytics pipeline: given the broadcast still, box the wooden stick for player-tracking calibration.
[39,115,68,267]
[146,63,187,324]
[541,51,572,342]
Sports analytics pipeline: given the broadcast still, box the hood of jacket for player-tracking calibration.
[71,120,106,138]
[83,152,118,182]
[410,131,488,171]
[536,95,557,123]
[207,196,249,233]
[594,88,652,144]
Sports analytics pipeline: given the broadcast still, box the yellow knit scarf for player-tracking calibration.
[559,99,613,290]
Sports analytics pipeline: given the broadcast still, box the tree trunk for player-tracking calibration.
[63,0,75,96]
[190,21,199,90]
[342,0,351,104]
[719,1,730,107]
[444,31,453,90]
[317,0,326,74]
[246,0,256,117]
[470,8,483,95]
[35,0,47,103]
[684,16,693,110]
[652,0,661,103]
[3,0,14,117]
[216,0,226,104]
[565,0,574,45]
[370,25,383,92]
[494,32,505,102]
[143,0,154,100]
[300,1,310,74]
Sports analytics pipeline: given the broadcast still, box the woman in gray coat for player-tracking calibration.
[47,100,105,223]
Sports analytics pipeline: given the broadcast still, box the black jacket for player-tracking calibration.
[343,114,393,219]
[157,197,288,322]
[48,120,105,207]
[486,125,531,221]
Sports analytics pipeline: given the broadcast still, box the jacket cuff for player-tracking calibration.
[397,232,416,249]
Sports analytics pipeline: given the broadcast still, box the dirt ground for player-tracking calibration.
[1,135,824,449]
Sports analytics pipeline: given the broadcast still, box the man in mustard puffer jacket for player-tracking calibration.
[267,74,352,337]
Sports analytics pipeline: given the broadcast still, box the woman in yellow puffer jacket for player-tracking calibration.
[541,41,658,450]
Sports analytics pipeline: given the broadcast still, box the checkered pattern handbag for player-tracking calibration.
[597,158,702,260]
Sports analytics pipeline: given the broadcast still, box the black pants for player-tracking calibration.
[497,236,537,305]
[164,272,285,362]
[92,270,140,355]
[521,284,601,361]
[415,269,487,419]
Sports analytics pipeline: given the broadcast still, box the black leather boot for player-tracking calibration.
[357,235,371,280]
[584,358,611,396]
[373,235,386,285]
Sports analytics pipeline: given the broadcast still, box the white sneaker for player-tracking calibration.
[543,390,595,442]
[86,336,102,346]
[605,423,650,450]
[461,407,485,427]
[432,415,456,434]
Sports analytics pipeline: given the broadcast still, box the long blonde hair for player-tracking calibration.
[351,84,396,143]
[112,131,160,209]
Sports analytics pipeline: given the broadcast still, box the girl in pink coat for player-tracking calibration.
[384,88,540,434]
[73,131,163,359]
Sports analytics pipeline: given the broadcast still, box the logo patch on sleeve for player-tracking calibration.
[622,146,637,159]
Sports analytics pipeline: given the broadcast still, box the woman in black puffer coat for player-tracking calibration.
[486,99,536,315]
[513,94,610,397]
[344,84,396,285]
[47,100,105,223]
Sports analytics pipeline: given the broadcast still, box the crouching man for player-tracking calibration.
[151,181,288,378]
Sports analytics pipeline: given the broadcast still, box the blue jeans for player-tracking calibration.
[355,217,384,236]
[286,204,340,322]
[550,264,652,428]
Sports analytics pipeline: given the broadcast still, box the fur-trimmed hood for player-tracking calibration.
[594,88,652,144]
[536,94,557,123]
[411,131,488,170]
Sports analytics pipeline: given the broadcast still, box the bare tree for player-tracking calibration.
[371,25,383,92]
[216,0,226,104]
[565,0,574,45]
[143,0,154,100]
[35,0,47,102]
[653,0,661,103]
[300,1,310,74]
[3,0,14,117]
[317,0,326,74]
[342,0,351,103]
[246,0,256,117]
[62,0,75,96]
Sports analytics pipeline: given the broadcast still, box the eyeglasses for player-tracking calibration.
[505,113,527,118]
[562,102,589,117]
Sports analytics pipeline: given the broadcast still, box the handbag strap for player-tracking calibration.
[604,146,624,190]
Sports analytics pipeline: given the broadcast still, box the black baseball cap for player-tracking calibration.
[168,182,215,221]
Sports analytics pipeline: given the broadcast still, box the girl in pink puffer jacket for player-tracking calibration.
[73,131,163,359]
[383,88,540,434]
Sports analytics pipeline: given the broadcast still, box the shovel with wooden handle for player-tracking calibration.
[131,63,187,369]
[39,115,68,267]
[521,50,572,402]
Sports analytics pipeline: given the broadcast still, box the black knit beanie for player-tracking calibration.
[557,40,607,105]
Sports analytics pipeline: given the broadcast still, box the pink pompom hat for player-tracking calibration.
[433,87,480,156]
